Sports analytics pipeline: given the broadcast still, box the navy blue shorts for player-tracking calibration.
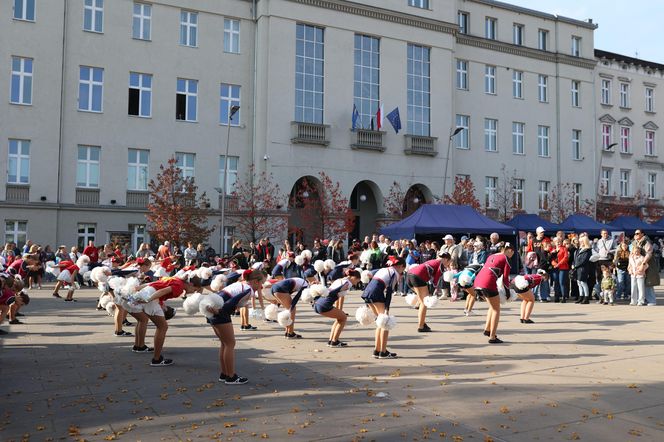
[362,280,386,304]
[206,310,232,325]
[407,273,428,288]
[313,298,335,314]
[475,287,499,298]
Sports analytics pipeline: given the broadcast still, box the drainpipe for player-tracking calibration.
[251,0,258,181]
[554,19,561,190]
[56,0,68,246]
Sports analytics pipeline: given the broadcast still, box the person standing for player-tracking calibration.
[593,229,615,298]
[613,241,631,300]
[574,235,593,304]
[632,230,659,305]
[552,237,570,303]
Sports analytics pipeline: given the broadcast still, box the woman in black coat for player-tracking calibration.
[573,235,593,304]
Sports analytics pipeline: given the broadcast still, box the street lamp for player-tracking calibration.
[595,142,617,220]
[220,104,240,256]
[442,127,464,198]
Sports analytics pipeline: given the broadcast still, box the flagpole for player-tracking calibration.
[443,126,464,199]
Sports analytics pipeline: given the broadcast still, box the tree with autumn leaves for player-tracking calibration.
[441,176,481,210]
[147,157,215,245]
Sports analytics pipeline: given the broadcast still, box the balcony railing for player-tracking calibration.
[5,184,29,203]
[76,188,100,206]
[404,135,438,156]
[351,129,385,152]
[291,121,330,146]
[218,195,239,212]
[126,190,149,208]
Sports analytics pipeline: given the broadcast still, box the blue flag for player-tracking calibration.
[386,107,401,134]
[351,104,360,131]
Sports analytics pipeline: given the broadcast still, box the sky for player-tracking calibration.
[505,0,664,63]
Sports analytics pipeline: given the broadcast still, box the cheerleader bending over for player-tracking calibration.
[270,269,319,339]
[204,269,266,384]
[313,269,361,347]
[53,260,80,301]
[473,243,513,344]
[405,253,450,332]
[455,264,483,316]
[510,271,546,324]
[361,257,406,359]
[327,253,360,312]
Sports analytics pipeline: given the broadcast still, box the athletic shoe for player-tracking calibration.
[378,351,397,359]
[241,325,257,331]
[285,332,302,339]
[218,373,228,382]
[417,324,432,333]
[150,357,174,366]
[372,350,380,359]
[483,330,491,337]
[132,345,154,353]
[637,302,646,306]
[122,319,133,326]
[225,374,248,385]
[52,293,61,298]
[647,303,657,306]
[523,319,534,324]
[9,319,23,325]
[328,341,348,347]
[488,337,504,344]
[114,330,133,337]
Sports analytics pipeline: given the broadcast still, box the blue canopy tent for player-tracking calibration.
[380,204,516,238]
[557,214,612,236]
[645,217,664,235]
[607,216,662,236]
[505,214,560,233]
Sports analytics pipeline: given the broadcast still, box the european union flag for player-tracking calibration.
[386,107,401,134]
[351,104,360,131]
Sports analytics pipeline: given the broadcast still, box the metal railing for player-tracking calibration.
[351,129,385,152]
[405,135,438,156]
[75,188,100,206]
[126,191,149,208]
[291,121,330,146]
[5,184,29,203]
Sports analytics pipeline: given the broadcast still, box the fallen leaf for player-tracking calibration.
[359,429,368,433]
[36,425,45,431]
[98,373,108,380]
[484,436,494,442]
[569,432,581,440]
[287,428,296,435]
[261,433,269,439]
[224,423,235,428]
[628,429,642,436]
[68,425,81,436]
[390,369,401,377]
[499,406,510,414]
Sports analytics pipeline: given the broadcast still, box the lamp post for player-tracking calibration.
[219,104,241,256]
[595,142,617,220]
[443,127,464,199]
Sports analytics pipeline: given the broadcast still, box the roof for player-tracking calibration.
[557,214,611,236]
[607,216,662,235]
[505,214,560,232]
[595,49,664,72]
[468,0,598,29]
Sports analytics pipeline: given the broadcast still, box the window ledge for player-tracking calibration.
[223,51,242,55]
[619,151,633,156]
[513,96,524,100]
[619,106,632,110]
[9,102,32,106]
[128,114,152,119]
[83,29,104,34]
[512,152,525,156]
[78,109,103,114]
[645,110,657,115]
[132,37,152,42]
[219,123,242,128]
[12,18,36,23]
[644,154,658,158]
[179,44,199,49]
[602,148,615,154]
[175,119,198,123]
[572,158,584,161]
[601,103,613,107]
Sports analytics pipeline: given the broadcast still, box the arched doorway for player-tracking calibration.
[403,184,431,217]
[349,180,383,241]
[288,176,323,246]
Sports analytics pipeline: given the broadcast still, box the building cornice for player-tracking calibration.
[286,0,457,35]
[467,0,598,29]
[457,34,597,69]
[636,160,664,170]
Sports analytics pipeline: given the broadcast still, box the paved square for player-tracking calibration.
[2,286,664,441]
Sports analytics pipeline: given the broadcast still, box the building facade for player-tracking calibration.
[1,0,662,252]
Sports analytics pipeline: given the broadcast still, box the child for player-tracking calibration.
[599,265,616,305]
[627,246,648,306]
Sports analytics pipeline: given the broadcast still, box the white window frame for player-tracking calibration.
[78,66,104,112]
[224,18,240,54]
[512,70,523,99]
[77,223,96,250]
[179,10,198,47]
[513,178,524,210]
[601,123,613,149]
[83,0,104,33]
[619,82,630,108]
[538,75,548,102]
[538,180,549,210]
[295,23,325,124]
[458,11,469,34]
[619,169,630,197]
[127,148,149,191]
[485,17,497,40]
[5,220,27,249]
[573,183,582,211]
[77,145,100,188]
[456,59,468,90]
[484,118,497,152]
[485,65,496,95]
[132,2,151,40]
[538,29,548,51]
[129,72,152,118]
[600,168,611,195]
[572,129,582,160]
[353,34,380,130]
[13,0,35,21]
[220,83,241,126]
[645,130,656,156]
[10,56,33,105]
[619,126,631,153]
[219,155,239,194]
[485,176,497,209]
[176,152,195,179]
[538,125,550,157]
[455,115,470,149]
[571,80,580,107]
[571,36,581,57]
[7,139,30,184]
[601,79,611,105]
[223,226,235,255]
[645,87,655,112]
[513,23,524,45]
[512,122,524,155]
[408,0,429,8]
[647,173,657,199]
[131,224,146,253]
[407,44,431,137]
[176,78,198,122]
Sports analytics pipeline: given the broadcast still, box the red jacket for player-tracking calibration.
[555,246,570,270]
[83,246,99,263]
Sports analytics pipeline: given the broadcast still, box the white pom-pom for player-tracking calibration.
[277,309,293,327]
[302,250,312,260]
[324,259,336,271]
[458,273,472,287]
[199,294,225,318]
[249,308,264,320]
[309,285,329,298]
[108,276,125,291]
[361,270,373,284]
[300,288,313,304]
[514,275,528,291]
[82,270,92,282]
[405,293,419,306]
[45,261,60,277]
[376,313,397,330]
[264,304,279,321]
[132,286,156,303]
[443,270,455,283]
[423,295,439,308]
[174,269,189,280]
[355,305,376,326]
[79,265,89,276]
[182,292,203,315]
[97,281,108,292]
[120,277,140,297]
[154,267,168,278]
[76,255,90,268]
[210,274,227,292]
[105,302,116,315]
[99,293,113,309]
[90,266,109,283]
[196,267,212,280]
[314,260,326,273]
[294,255,305,266]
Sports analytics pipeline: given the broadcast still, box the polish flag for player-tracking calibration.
[376,104,384,130]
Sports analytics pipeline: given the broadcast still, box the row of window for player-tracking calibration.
[600,169,658,199]
[600,79,655,112]
[600,123,657,156]
[11,57,242,124]
[12,0,241,52]
[6,140,239,193]
[457,10,582,57]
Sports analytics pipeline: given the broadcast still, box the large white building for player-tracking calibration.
[1,0,662,252]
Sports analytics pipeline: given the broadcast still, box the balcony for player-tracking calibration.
[218,194,240,213]
[5,184,29,203]
[404,135,438,156]
[351,129,385,152]
[76,188,100,206]
[126,190,149,208]
[291,121,330,146]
